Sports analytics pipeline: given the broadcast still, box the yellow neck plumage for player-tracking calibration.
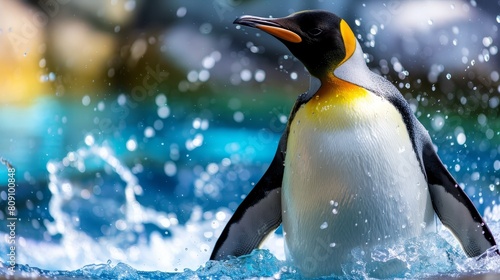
[297,19,376,129]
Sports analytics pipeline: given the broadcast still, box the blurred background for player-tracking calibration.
[0,0,499,274]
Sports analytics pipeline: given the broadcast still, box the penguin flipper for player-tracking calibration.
[423,142,498,257]
[210,145,284,260]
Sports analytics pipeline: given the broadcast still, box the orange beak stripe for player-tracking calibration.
[256,24,302,43]
[339,20,356,65]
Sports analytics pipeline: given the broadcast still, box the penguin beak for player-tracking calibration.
[234,15,302,43]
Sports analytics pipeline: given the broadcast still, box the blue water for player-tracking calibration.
[0,94,499,279]
[4,233,500,279]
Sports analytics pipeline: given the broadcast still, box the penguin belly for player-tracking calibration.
[282,90,435,277]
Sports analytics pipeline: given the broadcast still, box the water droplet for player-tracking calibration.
[431,115,445,131]
[332,209,338,215]
[496,15,500,23]
[176,7,187,18]
[427,19,433,25]
[477,114,487,126]
[198,70,210,82]
[84,135,95,146]
[320,222,328,229]
[157,106,170,119]
[82,95,91,106]
[144,127,155,138]
[155,94,167,107]
[483,37,493,47]
[199,23,212,34]
[97,101,105,111]
[126,138,137,151]
[393,61,403,73]
[207,163,219,175]
[233,111,244,123]
[494,160,500,171]
[456,132,466,145]
[240,69,252,81]
[254,69,266,82]
[202,56,215,69]
[446,73,451,80]
[117,94,127,106]
[124,0,136,11]
[490,71,500,82]
[485,129,494,139]
[164,161,177,176]
[329,242,336,248]
[39,58,46,68]
[187,70,198,83]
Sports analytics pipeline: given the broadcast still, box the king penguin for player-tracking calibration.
[210,10,498,277]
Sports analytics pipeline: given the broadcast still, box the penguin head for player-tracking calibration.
[234,10,358,79]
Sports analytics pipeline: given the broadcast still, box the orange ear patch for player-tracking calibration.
[339,20,356,65]
[256,24,302,43]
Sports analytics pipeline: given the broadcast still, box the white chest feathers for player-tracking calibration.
[281,90,434,277]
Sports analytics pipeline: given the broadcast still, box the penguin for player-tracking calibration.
[210,10,498,277]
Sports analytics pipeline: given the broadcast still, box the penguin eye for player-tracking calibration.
[307,28,322,36]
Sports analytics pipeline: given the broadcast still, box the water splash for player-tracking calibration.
[3,224,500,279]
[33,144,183,270]
[1,141,281,273]
[45,144,176,238]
